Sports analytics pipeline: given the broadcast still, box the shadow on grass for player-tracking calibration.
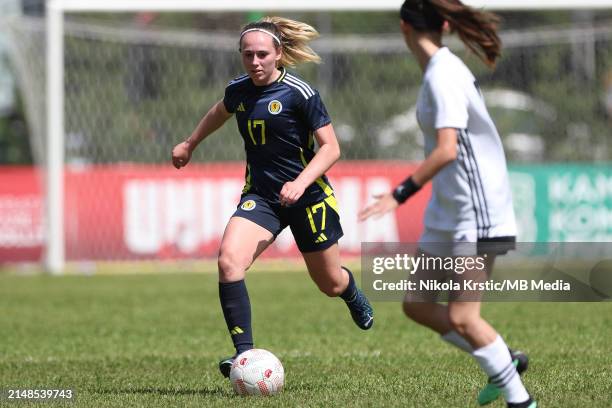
[97,386,230,397]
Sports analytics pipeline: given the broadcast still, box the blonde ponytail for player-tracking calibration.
[240,17,321,67]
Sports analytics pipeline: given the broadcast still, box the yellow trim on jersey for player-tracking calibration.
[276,67,287,83]
[308,131,314,150]
[299,148,339,214]
[242,164,252,194]
[323,194,339,215]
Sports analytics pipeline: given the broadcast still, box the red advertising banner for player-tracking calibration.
[0,167,44,262]
[0,163,428,262]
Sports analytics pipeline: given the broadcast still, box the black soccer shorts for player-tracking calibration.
[232,193,344,253]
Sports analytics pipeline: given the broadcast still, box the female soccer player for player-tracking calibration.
[172,17,373,378]
[359,1,535,407]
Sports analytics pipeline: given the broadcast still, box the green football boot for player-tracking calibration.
[477,350,529,406]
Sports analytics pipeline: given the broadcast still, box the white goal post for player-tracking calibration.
[45,0,612,274]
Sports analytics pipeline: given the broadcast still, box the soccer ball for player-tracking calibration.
[229,349,284,396]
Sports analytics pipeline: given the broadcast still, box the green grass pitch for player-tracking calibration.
[1,271,611,407]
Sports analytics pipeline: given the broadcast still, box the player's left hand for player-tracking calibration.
[279,180,306,206]
[358,192,399,221]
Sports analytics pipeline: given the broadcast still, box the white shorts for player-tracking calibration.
[419,228,516,256]
[420,228,478,244]
[419,228,478,256]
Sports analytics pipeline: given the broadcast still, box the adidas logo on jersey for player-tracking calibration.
[315,233,328,244]
[237,102,246,112]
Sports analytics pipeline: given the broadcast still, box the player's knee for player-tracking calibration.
[317,280,345,297]
[447,310,475,336]
[217,251,247,282]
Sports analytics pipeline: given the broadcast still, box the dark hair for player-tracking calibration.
[400,0,502,67]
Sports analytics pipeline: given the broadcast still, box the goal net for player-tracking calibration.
[1,2,612,272]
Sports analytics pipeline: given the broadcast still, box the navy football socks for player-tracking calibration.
[339,267,357,302]
[339,267,374,330]
[219,280,253,355]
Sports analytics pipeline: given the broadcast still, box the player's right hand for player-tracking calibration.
[172,141,192,169]
[358,192,399,221]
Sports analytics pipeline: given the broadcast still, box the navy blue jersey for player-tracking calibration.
[223,67,334,207]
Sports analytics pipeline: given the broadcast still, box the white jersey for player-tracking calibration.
[416,47,516,238]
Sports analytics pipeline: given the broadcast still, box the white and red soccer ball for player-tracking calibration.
[229,349,284,396]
